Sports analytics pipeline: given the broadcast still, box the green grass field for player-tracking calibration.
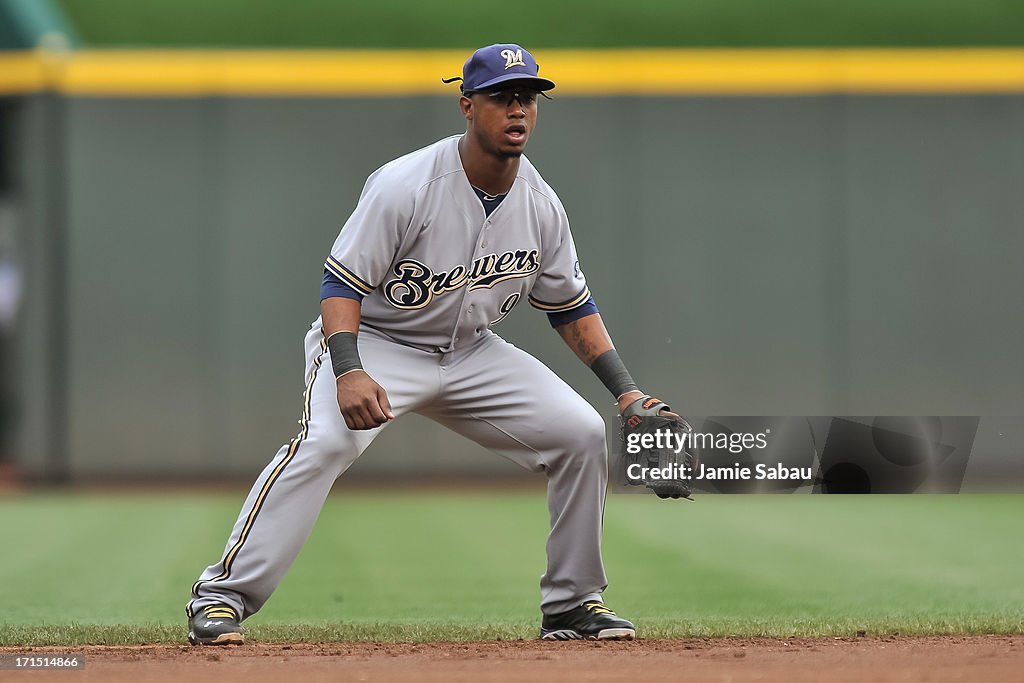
[1,491,1021,645]
[58,0,1024,48]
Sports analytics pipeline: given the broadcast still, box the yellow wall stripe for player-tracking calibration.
[0,52,48,95]
[2,48,1024,96]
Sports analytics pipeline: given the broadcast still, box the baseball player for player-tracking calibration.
[187,43,673,645]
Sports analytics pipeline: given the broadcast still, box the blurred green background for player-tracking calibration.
[0,0,1021,484]
[56,0,1024,48]
[0,1,1020,479]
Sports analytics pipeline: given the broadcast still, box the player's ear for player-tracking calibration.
[459,94,473,120]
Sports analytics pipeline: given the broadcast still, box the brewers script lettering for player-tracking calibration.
[383,249,541,309]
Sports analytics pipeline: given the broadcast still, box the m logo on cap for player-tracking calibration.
[501,48,526,69]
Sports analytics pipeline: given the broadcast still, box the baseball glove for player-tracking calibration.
[620,395,696,500]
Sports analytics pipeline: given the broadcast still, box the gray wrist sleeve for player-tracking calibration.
[327,331,363,378]
[590,349,638,399]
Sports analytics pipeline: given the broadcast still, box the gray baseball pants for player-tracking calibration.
[188,323,609,621]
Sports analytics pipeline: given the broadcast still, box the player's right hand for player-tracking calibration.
[335,370,395,430]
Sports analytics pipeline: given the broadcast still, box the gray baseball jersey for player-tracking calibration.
[324,134,590,349]
[188,134,610,626]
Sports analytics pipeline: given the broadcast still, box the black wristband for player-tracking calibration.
[590,349,638,399]
[327,331,363,378]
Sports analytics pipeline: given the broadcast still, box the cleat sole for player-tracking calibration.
[540,627,636,641]
[188,631,245,646]
[540,629,585,641]
[597,627,635,640]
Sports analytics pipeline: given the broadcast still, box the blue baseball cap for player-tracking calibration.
[447,43,556,93]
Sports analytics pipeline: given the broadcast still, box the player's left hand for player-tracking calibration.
[619,393,695,500]
[617,390,681,420]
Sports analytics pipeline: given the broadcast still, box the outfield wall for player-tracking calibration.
[4,55,1023,481]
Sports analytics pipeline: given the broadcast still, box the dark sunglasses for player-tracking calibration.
[485,90,539,107]
[464,89,548,107]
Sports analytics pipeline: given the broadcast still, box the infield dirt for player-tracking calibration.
[3,636,1020,682]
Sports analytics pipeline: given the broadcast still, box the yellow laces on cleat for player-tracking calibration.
[203,606,237,620]
[583,602,614,615]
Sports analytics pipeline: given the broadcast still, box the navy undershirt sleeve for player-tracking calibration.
[547,296,599,327]
[320,269,365,302]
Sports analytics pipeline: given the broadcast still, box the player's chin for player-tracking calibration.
[498,140,528,158]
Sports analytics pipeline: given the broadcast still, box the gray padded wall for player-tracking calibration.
[11,94,1024,479]
[9,95,64,477]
